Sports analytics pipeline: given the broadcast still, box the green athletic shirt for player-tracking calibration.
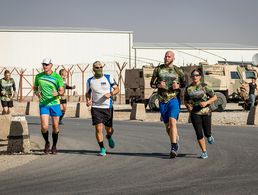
[34,71,64,106]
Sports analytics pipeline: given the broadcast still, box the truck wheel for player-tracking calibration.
[210,92,227,112]
[148,93,160,111]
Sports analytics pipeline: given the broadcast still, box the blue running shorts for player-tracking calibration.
[39,104,62,116]
[159,97,180,123]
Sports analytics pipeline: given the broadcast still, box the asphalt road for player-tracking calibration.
[0,117,258,195]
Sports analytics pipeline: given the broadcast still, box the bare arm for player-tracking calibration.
[104,86,120,99]
[85,92,92,107]
[33,86,41,98]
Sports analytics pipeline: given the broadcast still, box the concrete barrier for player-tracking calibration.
[130,103,146,121]
[7,116,30,154]
[13,102,28,115]
[64,102,77,118]
[0,114,12,141]
[247,106,258,125]
[76,103,91,118]
[26,102,39,116]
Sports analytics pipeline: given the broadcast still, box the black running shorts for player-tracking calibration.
[91,107,113,127]
[1,100,14,108]
[60,99,67,104]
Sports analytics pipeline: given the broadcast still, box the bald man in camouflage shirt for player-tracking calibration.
[150,50,185,158]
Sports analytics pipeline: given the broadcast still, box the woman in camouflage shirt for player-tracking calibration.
[184,69,217,159]
[0,70,16,114]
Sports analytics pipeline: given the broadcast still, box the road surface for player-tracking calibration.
[0,117,257,194]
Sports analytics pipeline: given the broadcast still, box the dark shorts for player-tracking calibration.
[39,104,62,117]
[91,107,113,127]
[60,99,67,104]
[1,100,14,108]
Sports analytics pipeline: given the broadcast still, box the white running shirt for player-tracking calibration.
[86,74,117,108]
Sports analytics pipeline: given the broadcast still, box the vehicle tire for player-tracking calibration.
[210,92,227,112]
[148,93,160,111]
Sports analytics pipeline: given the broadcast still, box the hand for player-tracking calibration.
[35,91,41,99]
[172,82,180,90]
[72,85,76,89]
[104,92,112,99]
[1,91,6,95]
[158,81,166,89]
[52,90,59,97]
[199,101,208,108]
[86,99,92,107]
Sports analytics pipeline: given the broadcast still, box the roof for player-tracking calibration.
[0,26,133,34]
[133,42,258,50]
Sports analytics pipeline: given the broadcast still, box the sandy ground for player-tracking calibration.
[0,137,41,173]
[0,103,254,173]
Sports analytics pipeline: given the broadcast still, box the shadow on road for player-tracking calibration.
[31,149,197,159]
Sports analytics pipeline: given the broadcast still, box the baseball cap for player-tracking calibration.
[42,58,52,65]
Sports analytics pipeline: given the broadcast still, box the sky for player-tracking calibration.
[0,0,258,45]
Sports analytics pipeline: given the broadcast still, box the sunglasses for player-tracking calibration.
[94,66,103,69]
[42,63,51,66]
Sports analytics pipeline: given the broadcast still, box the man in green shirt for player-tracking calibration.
[34,58,64,154]
[0,70,16,114]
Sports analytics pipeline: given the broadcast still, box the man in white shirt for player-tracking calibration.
[86,61,120,156]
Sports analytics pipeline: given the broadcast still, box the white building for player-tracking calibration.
[133,42,258,68]
[1,27,258,98]
[0,27,133,68]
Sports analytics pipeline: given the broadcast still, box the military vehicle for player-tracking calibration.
[124,62,258,112]
[124,65,157,109]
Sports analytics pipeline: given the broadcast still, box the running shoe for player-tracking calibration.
[51,146,57,155]
[175,142,180,152]
[200,151,208,159]
[170,143,179,158]
[170,150,177,158]
[44,142,50,154]
[107,136,115,148]
[207,136,215,144]
[99,147,106,156]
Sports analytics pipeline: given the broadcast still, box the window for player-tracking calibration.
[245,71,256,79]
[230,71,240,79]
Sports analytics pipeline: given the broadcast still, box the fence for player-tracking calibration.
[0,61,128,104]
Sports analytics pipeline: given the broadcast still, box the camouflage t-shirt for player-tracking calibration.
[34,72,64,106]
[0,78,16,101]
[184,82,215,115]
[150,64,185,103]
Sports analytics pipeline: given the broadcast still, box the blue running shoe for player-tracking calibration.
[200,151,208,159]
[170,143,179,158]
[99,148,106,156]
[107,136,115,148]
[208,136,215,144]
